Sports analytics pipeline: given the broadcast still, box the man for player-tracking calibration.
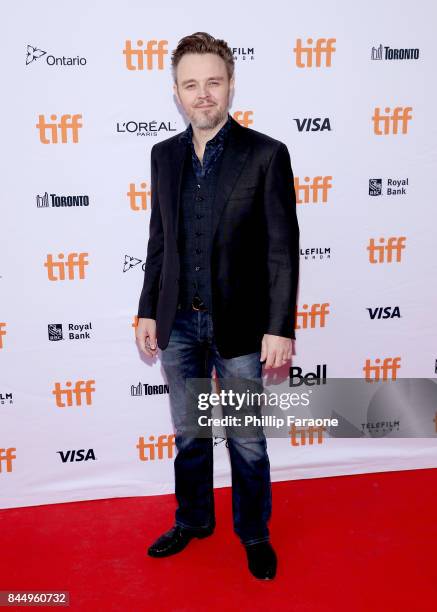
[135,32,299,580]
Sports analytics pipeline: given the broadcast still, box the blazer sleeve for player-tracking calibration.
[137,144,164,319]
[263,141,300,339]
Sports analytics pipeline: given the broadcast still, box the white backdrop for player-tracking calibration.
[1,0,437,509]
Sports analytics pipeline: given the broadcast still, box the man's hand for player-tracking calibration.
[260,334,292,369]
[136,317,158,357]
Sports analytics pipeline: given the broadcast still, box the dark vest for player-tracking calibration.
[177,149,224,312]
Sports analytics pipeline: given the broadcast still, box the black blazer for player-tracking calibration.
[137,115,300,359]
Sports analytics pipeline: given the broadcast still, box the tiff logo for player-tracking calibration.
[372,107,413,135]
[363,357,402,381]
[123,40,168,70]
[295,176,332,204]
[52,380,96,407]
[36,114,83,144]
[289,425,325,445]
[296,303,330,329]
[137,434,175,461]
[0,322,6,349]
[44,252,89,280]
[128,182,151,211]
[293,38,336,67]
[233,110,254,128]
[0,448,16,473]
[367,237,406,263]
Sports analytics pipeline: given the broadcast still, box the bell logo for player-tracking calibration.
[128,182,151,211]
[44,252,89,280]
[367,237,406,263]
[295,176,332,204]
[363,357,402,381]
[123,39,168,70]
[36,114,83,143]
[296,303,330,329]
[233,111,254,128]
[289,425,325,445]
[0,448,16,473]
[52,380,96,407]
[137,434,175,461]
[0,322,6,349]
[372,107,413,135]
[293,38,336,67]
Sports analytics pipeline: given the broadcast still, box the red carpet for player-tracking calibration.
[1,468,436,611]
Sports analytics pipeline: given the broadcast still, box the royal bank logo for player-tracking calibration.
[116,120,177,137]
[36,191,90,208]
[48,322,93,341]
[371,44,419,61]
[26,44,87,67]
[231,47,255,61]
[300,246,331,261]
[369,178,409,196]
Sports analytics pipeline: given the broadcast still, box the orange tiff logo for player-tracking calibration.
[128,182,151,211]
[363,357,402,381]
[293,38,336,67]
[123,40,168,70]
[44,252,89,280]
[372,107,413,135]
[0,322,6,349]
[52,380,96,407]
[295,176,332,204]
[0,448,16,473]
[233,111,254,128]
[289,425,325,446]
[36,114,83,143]
[296,303,330,329]
[367,237,406,263]
[137,435,175,461]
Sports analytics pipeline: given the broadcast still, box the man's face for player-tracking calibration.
[174,52,234,130]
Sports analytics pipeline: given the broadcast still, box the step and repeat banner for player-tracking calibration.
[1,1,437,509]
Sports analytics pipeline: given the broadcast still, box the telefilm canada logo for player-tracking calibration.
[369,178,409,196]
[36,192,90,208]
[26,44,87,67]
[231,46,255,61]
[0,392,13,406]
[371,44,419,61]
[300,246,331,261]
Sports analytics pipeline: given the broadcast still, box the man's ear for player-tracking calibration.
[173,81,180,104]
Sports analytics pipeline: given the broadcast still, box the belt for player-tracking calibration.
[191,295,208,311]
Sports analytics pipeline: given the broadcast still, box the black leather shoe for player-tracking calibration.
[147,525,213,558]
[245,541,277,579]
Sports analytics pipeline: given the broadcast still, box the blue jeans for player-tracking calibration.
[160,308,272,545]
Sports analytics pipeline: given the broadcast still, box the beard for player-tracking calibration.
[190,104,227,130]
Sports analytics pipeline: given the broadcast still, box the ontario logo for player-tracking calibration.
[26,44,87,67]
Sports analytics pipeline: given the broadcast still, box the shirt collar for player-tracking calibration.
[179,112,232,145]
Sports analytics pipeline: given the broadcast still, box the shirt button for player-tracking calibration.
[195,248,202,254]
[197,184,201,189]
[195,266,201,271]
